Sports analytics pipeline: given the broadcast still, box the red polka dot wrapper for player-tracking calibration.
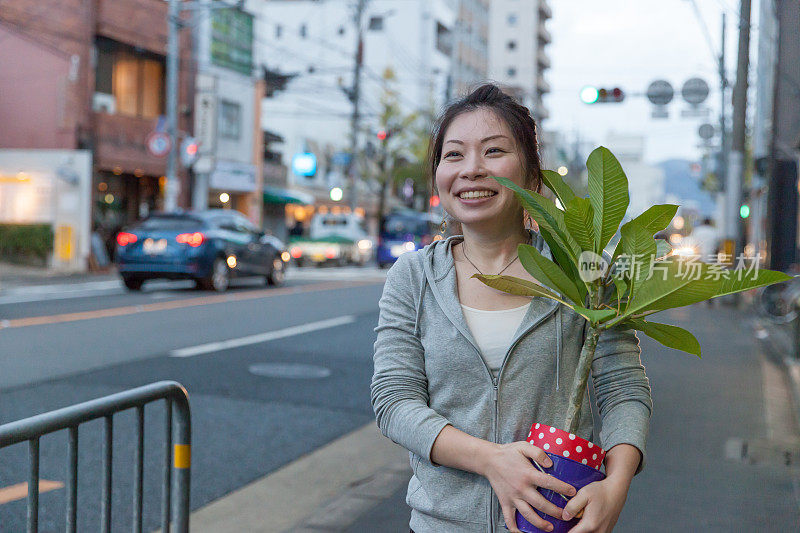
[526,422,605,471]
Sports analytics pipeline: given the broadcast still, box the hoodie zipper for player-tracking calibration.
[489,302,559,533]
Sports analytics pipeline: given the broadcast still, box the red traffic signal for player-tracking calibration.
[584,86,625,104]
[598,87,624,103]
[377,130,387,141]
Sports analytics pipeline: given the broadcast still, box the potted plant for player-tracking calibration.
[475,146,792,533]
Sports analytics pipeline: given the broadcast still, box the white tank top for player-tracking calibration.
[460,302,531,378]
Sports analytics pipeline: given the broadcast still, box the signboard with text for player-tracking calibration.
[211,8,254,76]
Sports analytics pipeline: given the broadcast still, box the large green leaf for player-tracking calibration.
[634,204,679,235]
[621,258,697,317]
[491,176,580,260]
[541,169,576,208]
[642,263,794,311]
[587,147,629,254]
[611,205,678,265]
[619,221,657,301]
[518,244,584,304]
[473,274,564,303]
[571,305,617,324]
[564,197,595,252]
[624,319,702,357]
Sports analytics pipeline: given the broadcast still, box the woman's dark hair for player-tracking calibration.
[428,83,544,195]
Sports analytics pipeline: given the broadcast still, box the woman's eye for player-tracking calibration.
[487,147,505,154]
[444,151,461,158]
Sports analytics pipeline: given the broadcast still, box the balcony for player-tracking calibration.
[93,112,167,177]
[538,22,552,45]
[537,74,551,95]
[537,49,551,70]
[539,0,552,21]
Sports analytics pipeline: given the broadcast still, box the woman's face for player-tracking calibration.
[434,108,527,231]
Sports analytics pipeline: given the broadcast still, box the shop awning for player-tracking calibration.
[263,186,314,205]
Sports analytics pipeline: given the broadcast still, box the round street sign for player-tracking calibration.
[682,77,710,105]
[146,132,172,158]
[698,123,715,140]
[646,80,674,106]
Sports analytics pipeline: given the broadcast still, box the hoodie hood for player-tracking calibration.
[418,229,562,388]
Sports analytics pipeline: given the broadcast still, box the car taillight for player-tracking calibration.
[117,232,137,246]
[176,232,205,247]
[290,246,303,258]
[325,247,337,259]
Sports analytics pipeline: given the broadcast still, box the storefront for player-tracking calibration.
[0,150,92,271]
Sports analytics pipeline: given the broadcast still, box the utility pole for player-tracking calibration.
[717,13,728,235]
[347,0,367,211]
[165,0,181,211]
[726,0,752,266]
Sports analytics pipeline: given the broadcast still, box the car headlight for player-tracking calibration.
[357,239,372,250]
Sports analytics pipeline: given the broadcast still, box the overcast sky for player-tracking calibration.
[544,0,748,164]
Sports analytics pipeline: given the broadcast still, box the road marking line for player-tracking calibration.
[0,281,377,330]
[169,315,357,358]
[0,480,64,505]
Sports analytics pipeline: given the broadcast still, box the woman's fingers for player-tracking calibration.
[519,486,565,520]
[561,488,589,521]
[533,470,577,498]
[500,503,522,533]
[514,499,554,532]
[521,441,553,468]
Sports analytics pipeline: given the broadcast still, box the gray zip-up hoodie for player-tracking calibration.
[371,230,652,533]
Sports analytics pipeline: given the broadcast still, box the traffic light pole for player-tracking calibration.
[165,0,180,212]
[726,0,751,265]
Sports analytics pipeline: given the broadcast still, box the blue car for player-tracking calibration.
[115,210,288,291]
[376,211,438,268]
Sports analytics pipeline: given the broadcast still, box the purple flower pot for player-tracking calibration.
[514,452,606,533]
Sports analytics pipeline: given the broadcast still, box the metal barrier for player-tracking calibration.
[0,381,191,533]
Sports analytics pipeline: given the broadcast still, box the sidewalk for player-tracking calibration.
[0,261,117,290]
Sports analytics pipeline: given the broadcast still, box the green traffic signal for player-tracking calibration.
[580,86,599,104]
[740,204,750,219]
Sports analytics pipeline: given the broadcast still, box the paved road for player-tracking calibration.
[0,268,387,531]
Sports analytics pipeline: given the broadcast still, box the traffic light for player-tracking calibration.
[740,204,750,219]
[580,86,625,104]
[377,130,387,141]
[180,137,199,167]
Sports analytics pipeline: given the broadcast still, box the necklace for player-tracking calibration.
[461,233,532,276]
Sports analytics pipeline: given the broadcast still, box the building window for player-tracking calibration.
[368,16,383,30]
[436,22,452,56]
[507,40,516,50]
[299,24,307,38]
[219,100,241,139]
[507,13,518,26]
[275,25,282,39]
[507,67,516,77]
[94,37,164,119]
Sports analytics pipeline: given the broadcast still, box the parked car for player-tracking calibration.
[288,212,374,266]
[376,210,439,268]
[115,210,289,291]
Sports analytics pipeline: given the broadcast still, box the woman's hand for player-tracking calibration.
[560,476,630,533]
[481,441,577,533]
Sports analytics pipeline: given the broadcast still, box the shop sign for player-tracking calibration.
[292,152,317,177]
[209,160,256,192]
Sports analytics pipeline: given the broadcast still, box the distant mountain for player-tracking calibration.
[657,159,717,218]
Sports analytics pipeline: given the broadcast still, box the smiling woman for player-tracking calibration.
[372,83,652,533]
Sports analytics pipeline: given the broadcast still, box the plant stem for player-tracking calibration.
[563,326,600,434]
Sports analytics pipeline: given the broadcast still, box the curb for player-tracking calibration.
[755,317,800,431]
[187,422,409,533]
